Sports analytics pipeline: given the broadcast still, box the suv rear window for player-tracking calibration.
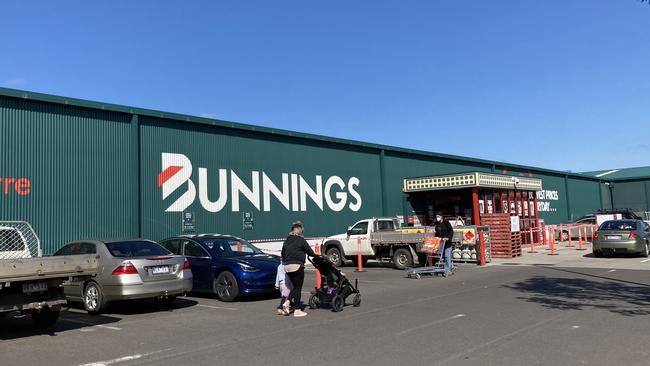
[599,220,638,231]
[105,241,171,258]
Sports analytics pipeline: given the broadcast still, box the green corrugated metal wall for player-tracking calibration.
[139,117,383,241]
[2,91,638,254]
[611,181,648,212]
[0,97,136,254]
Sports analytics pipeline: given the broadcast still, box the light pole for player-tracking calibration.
[605,182,614,210]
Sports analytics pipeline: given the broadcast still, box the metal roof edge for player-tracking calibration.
[0,86,603,182]
[607,176,650,182]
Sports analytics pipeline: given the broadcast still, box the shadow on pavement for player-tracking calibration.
[0,311,121,340]
[505,267,650,316]
[67,296,199,315]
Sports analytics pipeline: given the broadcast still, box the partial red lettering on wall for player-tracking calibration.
[0,177,31,196]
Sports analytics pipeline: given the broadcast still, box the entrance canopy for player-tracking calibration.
[403,172,543,193]
[402,172,544,243]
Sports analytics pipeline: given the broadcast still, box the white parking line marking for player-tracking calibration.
[61,318,121,330]
[396,314,466,335]
[78,348,173,366]
[572,325,580,329]
[196,304,238,311]
[641,259,650,263]
[97,325,122,330]
[607,269,616,273]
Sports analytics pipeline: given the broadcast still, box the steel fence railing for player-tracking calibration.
[0,221,41,259]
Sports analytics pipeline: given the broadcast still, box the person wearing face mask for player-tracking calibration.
[434,214,455,276]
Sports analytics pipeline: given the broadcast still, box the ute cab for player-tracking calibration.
[322,218,400,267]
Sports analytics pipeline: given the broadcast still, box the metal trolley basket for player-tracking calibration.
[406,235,446,279]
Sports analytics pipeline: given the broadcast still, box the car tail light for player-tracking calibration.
[183,259,190,270]
[593,232,598,239]
[629,231,637,239]
[112,261,138,275]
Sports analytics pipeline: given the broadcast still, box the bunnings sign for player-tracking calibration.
[157,153,362,213]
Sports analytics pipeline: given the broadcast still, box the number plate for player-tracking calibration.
[151,266,170,275]
[22,282,47,294]
[606,235,621,240]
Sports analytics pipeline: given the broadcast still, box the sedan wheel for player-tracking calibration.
[214,271,239,302]
[642,243,649,258]
[84,282,104,314]
[560,231,569,242]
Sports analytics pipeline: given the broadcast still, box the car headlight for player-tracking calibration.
[238,263,260,272]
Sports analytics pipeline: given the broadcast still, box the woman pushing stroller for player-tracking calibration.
[280,221,316,317]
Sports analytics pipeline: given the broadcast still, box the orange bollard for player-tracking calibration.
[567,225,573,247]
[576,225,587,250]
[528,228,538,253]
[549,226,558,255]
[315,242,321,289]
[542,224,547,245]
[354,237,366,272]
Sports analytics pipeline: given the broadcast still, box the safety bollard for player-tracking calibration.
[549,226,558,255]
[567,225,573,247]
[354,237,366,272]
[528,228,538,253]
[576,225,587,250]
[542,224,547,245]
[315,242,321,289]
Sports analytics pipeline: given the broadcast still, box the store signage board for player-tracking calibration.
[596,214,622,226]
[242,211,254,230]
[510,216,520,232]
[182,211,195,233]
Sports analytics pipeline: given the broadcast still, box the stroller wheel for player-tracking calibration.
[332,295,344,312]
[308,293,320,309]
[351,293,361,307]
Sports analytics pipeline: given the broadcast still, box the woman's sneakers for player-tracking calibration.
[293,309,308,317]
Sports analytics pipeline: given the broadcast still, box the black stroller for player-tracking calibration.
[308,255,361,312]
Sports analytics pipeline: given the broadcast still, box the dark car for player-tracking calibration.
[592,220,650,257]
[159,235,280,302]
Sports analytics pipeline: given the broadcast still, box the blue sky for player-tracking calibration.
[1,1,649,172]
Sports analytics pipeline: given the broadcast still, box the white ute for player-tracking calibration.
[321,217,429,270]
[0,222,98,327]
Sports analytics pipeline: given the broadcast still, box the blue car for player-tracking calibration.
[159,235,280,302]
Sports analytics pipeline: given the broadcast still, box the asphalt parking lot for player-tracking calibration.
[2,250,650,366]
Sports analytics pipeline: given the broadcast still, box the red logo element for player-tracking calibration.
[157,166,183,187]
[464,230,475,242]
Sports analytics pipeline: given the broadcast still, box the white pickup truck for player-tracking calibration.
[321,217,430,270]
[0,222,98,327]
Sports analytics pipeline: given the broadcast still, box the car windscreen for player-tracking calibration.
[105,241,171,258]
[599,221,638,231]
[202,238,263,257]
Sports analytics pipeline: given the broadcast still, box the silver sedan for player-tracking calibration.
[53,240,193,313]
